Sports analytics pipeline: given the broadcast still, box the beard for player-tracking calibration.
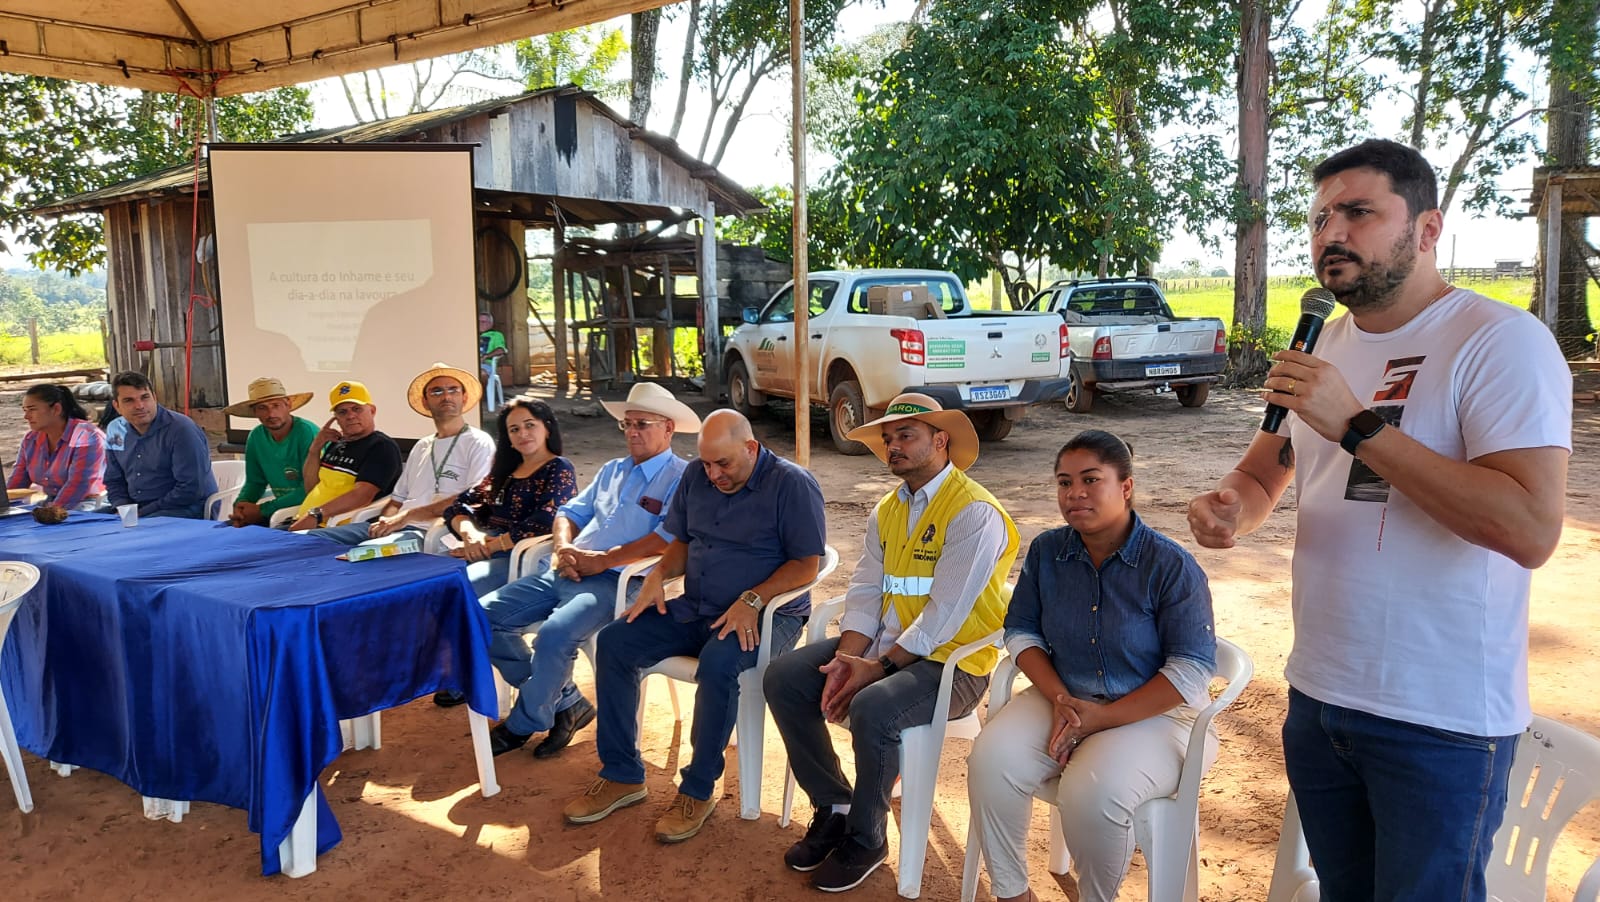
[1319,224,1417,313]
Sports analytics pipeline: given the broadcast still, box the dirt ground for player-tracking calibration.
[2,380,1597,901]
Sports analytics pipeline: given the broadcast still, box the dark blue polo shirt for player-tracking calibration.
[662,445,826,621]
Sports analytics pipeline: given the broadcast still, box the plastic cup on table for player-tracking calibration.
[117,504,138,528]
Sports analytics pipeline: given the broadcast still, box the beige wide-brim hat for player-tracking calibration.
[408,363,484,416]
[224,377,314,419]
[846,392,980,470]
[599,382,702,433]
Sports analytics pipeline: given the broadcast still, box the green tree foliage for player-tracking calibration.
[717,185,852,266]
[0,270,105,334]
[0,76,313,274]
[515,27,630,99]
[817,0,1232,301]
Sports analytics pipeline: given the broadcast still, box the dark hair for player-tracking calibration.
[23,383,90,423]
[1311,139,1438,218]
[111,371,153,394]
[1056,429,1135,482]
[488,398,563,496]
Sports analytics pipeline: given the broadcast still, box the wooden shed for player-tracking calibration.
[32,85,763,408]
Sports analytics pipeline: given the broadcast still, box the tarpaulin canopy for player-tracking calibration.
[0,0,670,96]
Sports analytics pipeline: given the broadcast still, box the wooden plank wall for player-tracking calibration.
[102,198,225,408]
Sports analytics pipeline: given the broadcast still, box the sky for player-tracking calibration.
[8,0,1548,276]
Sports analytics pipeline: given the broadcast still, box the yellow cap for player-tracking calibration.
[329,381,373,410]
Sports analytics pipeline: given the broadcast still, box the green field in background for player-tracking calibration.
[0,332,105,367]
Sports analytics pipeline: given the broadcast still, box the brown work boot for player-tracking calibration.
[654,792,717,843]
[562,778,647,825]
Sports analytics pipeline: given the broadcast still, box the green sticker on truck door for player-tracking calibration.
[926,338,965,369]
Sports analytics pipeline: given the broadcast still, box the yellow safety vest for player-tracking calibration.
[874,467,1018,675]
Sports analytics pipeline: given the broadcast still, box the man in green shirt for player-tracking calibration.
[479,311,507,384]
[225,377,318,527]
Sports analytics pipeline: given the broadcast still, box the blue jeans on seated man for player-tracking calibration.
[483,567,629,736]
[594,607,805,802]
[1282,686,1518,902]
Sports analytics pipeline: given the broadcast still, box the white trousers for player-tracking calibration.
[966,686,1214,901]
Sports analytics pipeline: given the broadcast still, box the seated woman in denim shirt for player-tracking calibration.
[967,429,1216,902]
[442,398,578,597]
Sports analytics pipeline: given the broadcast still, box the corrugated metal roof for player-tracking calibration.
[1529,165,1600,218]
[33,86,763,218]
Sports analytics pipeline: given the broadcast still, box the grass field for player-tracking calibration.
[0,331,106,367]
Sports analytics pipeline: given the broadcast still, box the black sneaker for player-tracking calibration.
[432,690,467,707]
[533,696,596,759]
[785,809,849,872]
[810,836,889,893]
[488,722,533,756]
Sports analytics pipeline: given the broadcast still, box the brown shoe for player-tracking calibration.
[562,778,647,825]
[654,792,717,843]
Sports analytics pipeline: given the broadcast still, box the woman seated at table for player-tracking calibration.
[966,429,1216,902]
[8,383,108,510]
[441,397,577,597]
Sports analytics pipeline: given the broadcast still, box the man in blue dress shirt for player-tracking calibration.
[479,382,699,760]
[103,371,217,519]
[563,409,827,845]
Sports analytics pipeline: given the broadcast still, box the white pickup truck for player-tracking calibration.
[725,269,1072,454]
[1024,277,1227,412]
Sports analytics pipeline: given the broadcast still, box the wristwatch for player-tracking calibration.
[878,655,900,676]
[309,506,326,526]
[738,590,763,611]
[1339,409,1387,455]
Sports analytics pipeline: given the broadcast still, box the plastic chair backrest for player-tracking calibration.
[0,561,42,634]
[1487,715,1600,899]
[210,459,247,493]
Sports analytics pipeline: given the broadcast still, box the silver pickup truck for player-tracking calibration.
[1024,277,1227,412]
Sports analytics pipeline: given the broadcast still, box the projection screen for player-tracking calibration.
[209,144,480,443]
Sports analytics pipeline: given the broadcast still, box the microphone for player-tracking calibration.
[1260,287,1338,434]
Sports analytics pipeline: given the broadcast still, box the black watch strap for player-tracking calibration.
[878,655,900,676]
[1340,409,1387,455]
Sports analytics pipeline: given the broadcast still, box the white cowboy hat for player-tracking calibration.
[408,363,484,416]
[599,382,702,433]
[846,392,981,470]
[224,377,314,419]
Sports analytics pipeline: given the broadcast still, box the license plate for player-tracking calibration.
[969,385,1010,402]
[1145,364,1181,377]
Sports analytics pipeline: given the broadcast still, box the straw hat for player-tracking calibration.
[407,363,484,416]
[224,377,313,419]
[846,392,980,470]
[599,382,702,433]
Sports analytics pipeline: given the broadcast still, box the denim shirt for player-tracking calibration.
[103,406,218,519]
[557,448,687,571]
[1003,512,1215,705]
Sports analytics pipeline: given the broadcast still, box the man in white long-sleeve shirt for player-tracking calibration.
[763,393,1019,893]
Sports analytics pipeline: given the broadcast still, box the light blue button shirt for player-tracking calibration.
[558,447,687,570]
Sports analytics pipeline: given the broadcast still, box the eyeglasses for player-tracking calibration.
[618,418,667,432]
[426,386,464,397]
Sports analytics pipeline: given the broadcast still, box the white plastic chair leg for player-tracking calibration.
[468,710,501,798]
[960,811,983,902]
[1134,801,1199,902]
[494,670,515,721]
[1267,792,1320,902]
[780,763,798,828]
[339,713,382,751]
[142,796,190,823]
[896,723,943,899]
[0,692,33,813]
[279,791,318,878]
[1047,806,1073,875]
[50,761,76,777]
[735,669,763,820]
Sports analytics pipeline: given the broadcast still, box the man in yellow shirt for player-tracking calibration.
[764,392,1018,893]
[287,381,403,531]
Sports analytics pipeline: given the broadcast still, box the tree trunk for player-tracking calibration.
[630,9,661,125]
[1230,0,1272,385]
[668,0,701,141]
[1533,2,1597,359]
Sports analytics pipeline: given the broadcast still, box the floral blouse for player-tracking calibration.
[443,456,578,544]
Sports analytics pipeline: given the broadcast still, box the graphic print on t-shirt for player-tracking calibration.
[1344,355,1425,503]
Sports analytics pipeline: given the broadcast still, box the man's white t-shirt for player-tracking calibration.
[390,425,496,512]
[1285,288,1572,737]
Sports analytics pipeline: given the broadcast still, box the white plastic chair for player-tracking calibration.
[961,636,1254,902]
[642,546,840,822]
[202,459,248,521]
[484,370,505,413]
[1266,714,1600,902]
[780,587,1002,898]
[269,495,391,529]
[0,561,42,813]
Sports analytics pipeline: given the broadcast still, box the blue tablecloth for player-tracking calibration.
[0,512,498,874]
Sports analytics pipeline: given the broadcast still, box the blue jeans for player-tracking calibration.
[1282,687,1518,902]
[483,568,624,735]
[595,607,804,801]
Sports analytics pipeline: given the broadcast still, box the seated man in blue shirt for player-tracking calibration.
[478,382,698,758]
[563,409,827,845]
[103,370,218,519]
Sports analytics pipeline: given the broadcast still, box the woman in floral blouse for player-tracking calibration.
[442,398,577,597]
